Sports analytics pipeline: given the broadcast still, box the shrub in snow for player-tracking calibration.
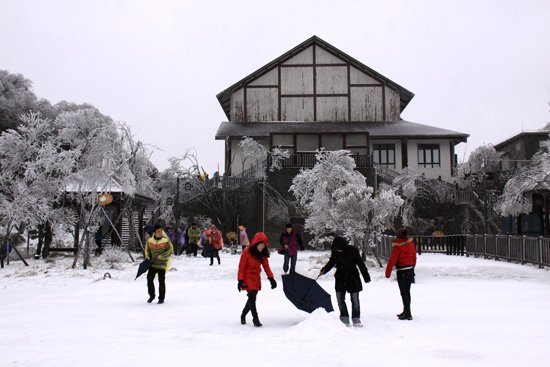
[101,246,129,269]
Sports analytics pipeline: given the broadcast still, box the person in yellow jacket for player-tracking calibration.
[145,223,174,304]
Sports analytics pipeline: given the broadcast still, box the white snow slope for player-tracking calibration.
[1,250,549,367]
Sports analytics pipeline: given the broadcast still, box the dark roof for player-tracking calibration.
[494,131,550,149]
[215,120,469,143]
[216,35,415,120]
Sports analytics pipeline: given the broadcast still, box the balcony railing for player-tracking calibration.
[274,153,371,168]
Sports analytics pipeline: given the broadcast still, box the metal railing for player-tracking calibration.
[372,234,550,268]
[276,153,371,168]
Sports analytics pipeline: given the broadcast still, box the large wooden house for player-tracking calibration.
[216,36,468,181]
[214,36,468,237]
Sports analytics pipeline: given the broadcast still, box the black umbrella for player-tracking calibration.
[282,272,334,313]
[135,259,151,280]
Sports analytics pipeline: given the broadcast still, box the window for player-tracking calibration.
[321,135,343,151]
[417,144,440,167]
[373,144,395,167]
[296,135,318,152]
[272,134,293,147]
[345,134,368,147]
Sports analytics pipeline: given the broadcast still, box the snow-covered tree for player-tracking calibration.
[0,112,76,261]
[497,138,550,216]
[458,144,502,181]
[0,70,39,132]
[237,136,290,176]
[290,150,402,252]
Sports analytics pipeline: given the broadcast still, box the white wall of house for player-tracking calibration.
[407,139,453,179]
[230,138,269,176]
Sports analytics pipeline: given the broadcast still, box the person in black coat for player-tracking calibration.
[319,236,371,327]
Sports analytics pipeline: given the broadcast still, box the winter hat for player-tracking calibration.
[331,236,348,251]
[251,232,269,247]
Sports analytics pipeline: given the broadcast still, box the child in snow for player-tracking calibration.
[319,236,371,327]
[237,232,277,327]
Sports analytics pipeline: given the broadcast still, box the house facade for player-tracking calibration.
[214,36,468,238]
[216,36,467,181]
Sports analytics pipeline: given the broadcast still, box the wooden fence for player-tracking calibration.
[372,234,550,269]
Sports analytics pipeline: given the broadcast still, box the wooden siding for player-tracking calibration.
[246,88,278,121]
[350,86,384,121]
[231,88,245,121]
[316,66,348,94]
[248,68,278,86]
[281,97,314,121]
[317,96,348,121]
[350,66,380,84]
[281,67,314,94]
[282,46,314,65]
[315,45,345,64]
[385,86,400,121]
[228,42,403,122]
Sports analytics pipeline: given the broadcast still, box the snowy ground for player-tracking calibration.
[1,250,549,367]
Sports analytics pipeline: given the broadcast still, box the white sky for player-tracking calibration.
[1,0,549,173]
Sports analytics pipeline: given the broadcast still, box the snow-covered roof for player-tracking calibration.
[215,120,469,143]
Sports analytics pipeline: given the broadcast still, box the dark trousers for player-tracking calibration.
[210,248,220,265]
[147,268,166,300]
[94,240,103,256]
[397,268,414,316]
[187,242,198,256]
[283,253,297,273]
[241,290,259,320]
[336,291,360,324]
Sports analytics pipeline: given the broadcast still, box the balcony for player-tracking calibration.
[270,153,372,168]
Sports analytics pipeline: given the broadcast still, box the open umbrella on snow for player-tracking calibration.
[282,272,334,313]
[135,259,151,280]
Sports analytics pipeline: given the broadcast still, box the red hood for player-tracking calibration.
[251,232,269,247]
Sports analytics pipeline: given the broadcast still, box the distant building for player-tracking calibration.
[494,130,550,235]
[494,130,550,171]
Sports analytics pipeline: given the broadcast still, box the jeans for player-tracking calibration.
[397,268,414,316]
[336,291,360,324]
[147,268,166,300]
[283,253,297,273]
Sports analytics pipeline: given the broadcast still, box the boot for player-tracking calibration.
[252,317,263,327]
[398,313,412,320]
[147,296,154,303]
[396,311,405,317]
[240,314,247,325]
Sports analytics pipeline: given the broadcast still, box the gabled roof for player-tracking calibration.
[215,119,468,143]
[216,35,415,120]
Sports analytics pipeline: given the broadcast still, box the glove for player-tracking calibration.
[268,277,277,289]
[238,280,246,292]
[364,272,371,283]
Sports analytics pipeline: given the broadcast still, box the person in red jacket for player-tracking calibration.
[237,232,277,327]
[385,228,417,320]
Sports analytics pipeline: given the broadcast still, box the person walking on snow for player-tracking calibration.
[145,223,174,304]
[319,236,371,327]
[385,227,417,320]
[237,232,277,327]
[205,224,223,265]
[239,225,250,251]
[279,223,304,274]
[187,223,201,257]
